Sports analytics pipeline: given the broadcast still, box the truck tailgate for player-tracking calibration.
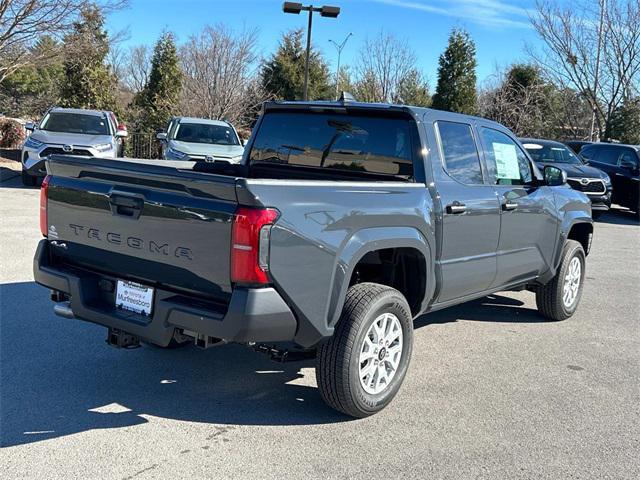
[44,156,238,303]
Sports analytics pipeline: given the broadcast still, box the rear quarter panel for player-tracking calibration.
[242,179,435,347]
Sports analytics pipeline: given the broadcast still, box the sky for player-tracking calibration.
[107,0,542,86]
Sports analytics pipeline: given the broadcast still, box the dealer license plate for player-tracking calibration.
[115,280,154,316]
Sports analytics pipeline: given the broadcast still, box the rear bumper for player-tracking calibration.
[33,240,298,346]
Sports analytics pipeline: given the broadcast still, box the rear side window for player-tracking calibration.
[249,112,414,179]
[436,121,483,184]
[480,128,532,185]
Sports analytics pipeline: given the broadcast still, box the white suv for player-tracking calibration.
[157,117,245,163]
[21,107,127,186]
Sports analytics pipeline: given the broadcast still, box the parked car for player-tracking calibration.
[21,107,128,186]
[579,142,640,215]
[564,140,593,154]
[34,100,593,418]
[107,111,127,156]
[157,117,244,163]
[521,138,612,215]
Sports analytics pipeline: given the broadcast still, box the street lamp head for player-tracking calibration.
[283,2,303,14]
[320,5,340,17]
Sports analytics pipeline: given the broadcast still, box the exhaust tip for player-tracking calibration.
[53,303,74,319]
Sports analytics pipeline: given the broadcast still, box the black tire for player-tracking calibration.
[536,240,586,321]
[316,282,413,418]
[21,168,36,186]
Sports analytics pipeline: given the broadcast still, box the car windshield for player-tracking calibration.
[523,142,583,165]
[174,123,239,145]
[40,112,110,135]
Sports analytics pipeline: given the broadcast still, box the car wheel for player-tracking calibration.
[21,168,36,186]
[536,240,586,321]
[316,282,413,418]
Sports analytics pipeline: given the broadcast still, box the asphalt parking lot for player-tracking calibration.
[1,173,639,480]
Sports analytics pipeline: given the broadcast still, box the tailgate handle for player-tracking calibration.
[108,191,144,219]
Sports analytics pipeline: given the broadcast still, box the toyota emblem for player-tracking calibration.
[205,155,215,163]
[580,178,589,185]
[62,144,74,153]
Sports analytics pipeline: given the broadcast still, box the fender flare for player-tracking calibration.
[549,215,593,276]
[325,226,435,328]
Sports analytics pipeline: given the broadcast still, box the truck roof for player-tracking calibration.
[265,100,506,130]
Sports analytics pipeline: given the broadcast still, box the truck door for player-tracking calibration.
[477,127,558,287]
[431,120,501,303]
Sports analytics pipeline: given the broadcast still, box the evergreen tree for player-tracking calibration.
[134,31,182,132]
[395,69,431,107]
[608,98,640,144]
[432,29,477,114]
[261,29,331,101]
[59,5,117,111]
[0,37,64,116]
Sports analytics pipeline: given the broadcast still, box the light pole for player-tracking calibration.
[283,2,341,101]
[590,0,606,141]
[329,32,352,100]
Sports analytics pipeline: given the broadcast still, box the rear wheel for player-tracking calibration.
[21,168,36,186]
[536,240,585,321]
[316,283,413,418]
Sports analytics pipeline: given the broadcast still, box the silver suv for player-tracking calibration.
[21,107,127,186]
[157,117,245,163]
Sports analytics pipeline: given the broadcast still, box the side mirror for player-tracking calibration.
[156,132,167,141]
[544,165,567,186]
[241,139,247,147]
[115,129,128,138]
[25,122,36,131]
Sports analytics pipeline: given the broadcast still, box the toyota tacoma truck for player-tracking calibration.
[33,100,593,418]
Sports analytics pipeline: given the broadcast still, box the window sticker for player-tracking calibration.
[492,142,520,179]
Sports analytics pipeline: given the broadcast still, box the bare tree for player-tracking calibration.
[0,0,127,83]
[529,0,640,139]
[122,45,151,93]
[180,24,268,127]
[353,31,420,103]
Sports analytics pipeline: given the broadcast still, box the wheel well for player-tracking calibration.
[568,222,593,255]
[350,248,426,316]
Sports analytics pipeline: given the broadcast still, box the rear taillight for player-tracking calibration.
[39,175,50,237]
[231,207,279,285]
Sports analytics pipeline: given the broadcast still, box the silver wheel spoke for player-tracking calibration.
[359,312,404,395]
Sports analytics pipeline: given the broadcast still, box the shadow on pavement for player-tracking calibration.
[593,207,639,226]
[414,293,546,329]
[1,283,549,448]
[0,281,349,448]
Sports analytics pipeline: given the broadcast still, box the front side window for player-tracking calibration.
[175,123,239,146]
[480,128,532,185]
[619,148,638,168]
[437,121,483,184]
[40,112,110,136]
[249,112,414,179]
[590,146,618,165]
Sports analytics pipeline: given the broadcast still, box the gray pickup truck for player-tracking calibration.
[34,100,593,418]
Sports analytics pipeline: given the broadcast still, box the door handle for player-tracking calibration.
[446,202,467,214]
[502,201,518,211]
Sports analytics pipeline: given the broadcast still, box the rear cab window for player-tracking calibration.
[436,121,483,184]
[248,111,416,181]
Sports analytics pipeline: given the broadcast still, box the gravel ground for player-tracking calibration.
[1,175,639,480]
